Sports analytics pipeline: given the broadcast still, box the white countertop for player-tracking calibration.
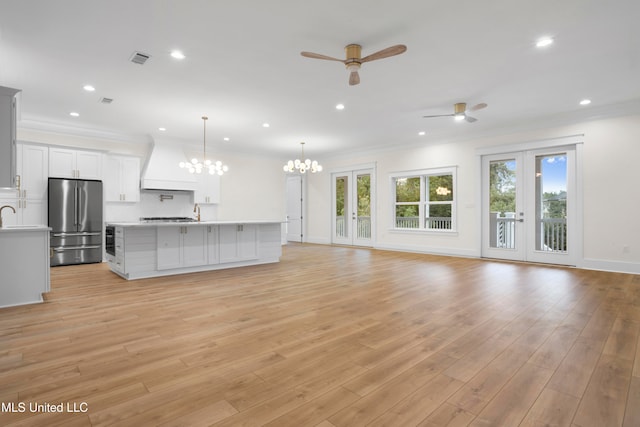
[107,220,283,227]
[0,225,51,233]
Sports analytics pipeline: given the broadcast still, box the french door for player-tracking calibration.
[481,146,577,265]
[332,168,374,246]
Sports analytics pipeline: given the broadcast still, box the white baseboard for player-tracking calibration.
[374,242,480,259]
[579,258,640,275]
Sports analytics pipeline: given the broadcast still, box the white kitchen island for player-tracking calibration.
[106,221,282,280]
[0,225,51,307]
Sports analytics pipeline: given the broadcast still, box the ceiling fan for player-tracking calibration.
[423,102,488,123]
[301,43,407,86]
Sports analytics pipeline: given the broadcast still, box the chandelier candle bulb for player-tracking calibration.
[283,142,323,173]
[179,116,229,175]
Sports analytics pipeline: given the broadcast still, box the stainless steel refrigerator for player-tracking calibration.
[48,178,103,266]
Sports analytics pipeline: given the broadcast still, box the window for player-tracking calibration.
[392,167,456,231]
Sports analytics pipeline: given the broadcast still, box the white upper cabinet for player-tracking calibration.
[0,86,20,189]
[17,143,49,200]
[49,147,102,180]
[105,155,140,202]
[194,173,220,204]
[13,143,49,225]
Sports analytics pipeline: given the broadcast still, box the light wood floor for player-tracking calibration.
[1,244,639,426]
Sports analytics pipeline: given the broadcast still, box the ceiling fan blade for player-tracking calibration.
[300,51,345,62]
[349,70,360,86]
[468,103,487,112]
[423,114,454,119]
[465,115,478,123]
[361,44,407,63]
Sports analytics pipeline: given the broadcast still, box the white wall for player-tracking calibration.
[214,152,286,221]
[305,113,640,274]
[17,113,640,273]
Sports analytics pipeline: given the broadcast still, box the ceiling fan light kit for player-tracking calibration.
[301,43,407,86]
[423,102,488,123]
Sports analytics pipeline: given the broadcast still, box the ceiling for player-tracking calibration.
[1,1,639,158]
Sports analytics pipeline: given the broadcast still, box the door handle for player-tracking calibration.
[518,219,524,222]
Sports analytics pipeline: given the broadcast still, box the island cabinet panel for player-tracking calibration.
[111,227,156,275]
[107,221,281,280]
[157,225,207,270]
[258,223,282,259]
[219,224,258,263]
[183,226,207,266]
[207,225,219,265]
[0,227,50,308]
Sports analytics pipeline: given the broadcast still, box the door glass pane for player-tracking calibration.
[356,174,371,239]
[535,154,567,252]
[335,176,348,238]
[489,159,517,249]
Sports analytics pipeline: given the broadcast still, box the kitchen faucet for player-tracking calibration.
[193,203,200,222]
[0,205,16,228]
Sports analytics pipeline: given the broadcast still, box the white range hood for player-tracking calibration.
[140,139,197,191]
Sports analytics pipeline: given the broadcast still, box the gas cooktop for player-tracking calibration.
[139,217,198,223]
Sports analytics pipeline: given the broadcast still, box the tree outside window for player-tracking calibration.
[392,167,456,231]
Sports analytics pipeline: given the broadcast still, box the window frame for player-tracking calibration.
[390,166,457,233]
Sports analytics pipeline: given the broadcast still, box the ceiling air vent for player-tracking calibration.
[100,97,113,104]
[130,51,151,65]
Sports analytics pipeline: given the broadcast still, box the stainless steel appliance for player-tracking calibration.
[48,178,103,266]
[105,225,115,256]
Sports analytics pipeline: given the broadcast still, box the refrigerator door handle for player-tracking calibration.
[52,232,101,237]
[74,185,78,226]
[52,245,102,251]
[77,187,82,227]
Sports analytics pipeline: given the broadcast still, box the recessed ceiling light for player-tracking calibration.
[223,137,230,141]
[418,131,426,136]
[263,123,270,128]
[454,115,465,121]
[579,99,591,105]
[536,37,554,48]
[69,112,79,117]
[83,85,95,92]
[158,127,166,131]
[170,50,185,60]
[336,103,345,110]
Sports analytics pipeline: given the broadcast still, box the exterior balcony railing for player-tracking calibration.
[490,212,567,252]
[335,216,372,239]
[394,217,452,230]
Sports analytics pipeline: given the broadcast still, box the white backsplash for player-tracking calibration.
[105,190,218,222]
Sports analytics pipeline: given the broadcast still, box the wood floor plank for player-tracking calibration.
[546,336,606,398]
[572,354,633,427]
[328,352,457,426]
[469,362,554,426]
[417,402,476,427]
[519,388,580,427]
[368,373,464,427]
[263,386,360,427]
[0,244,637,426]
[623,376,640,427]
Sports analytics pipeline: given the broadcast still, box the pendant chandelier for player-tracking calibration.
[283,142,323,174]
[179,116,229,175]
